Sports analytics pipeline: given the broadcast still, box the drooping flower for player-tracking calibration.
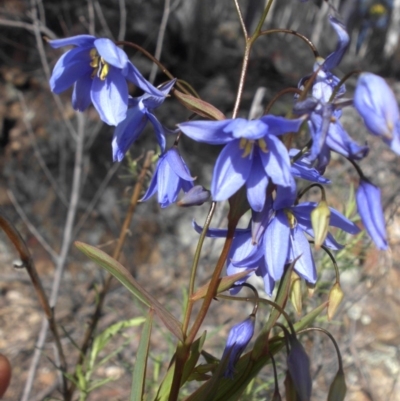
[354,72,400,154]
[221,315,255,379]
[141,148,194,208]
[193,188,360,295]
[356,179,388,250]
[178,115,305,212]
[112,79,176,161]
[49,35,162,126]
[295,16,368,170]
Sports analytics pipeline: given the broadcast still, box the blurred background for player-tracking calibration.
[0,0,400,400]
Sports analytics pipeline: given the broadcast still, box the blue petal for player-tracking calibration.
[259,115,305,136]
[231,119,267,140]
[157,156,180,207]
[251,195,273,244]
[140,166,159,202]
[211,140,252,201]
[261,135,291,187]
[323,16,350,71]
[246,152,269,212]
[112,106,147,161]
[49,35,95,49]
[274,178,297,210]
[147,111,166,152]
[91,67,128,126]
[124,62,164,96]
[165,148,194,181]
[49,46,92,93]
[72,76,92,111]
[142,79,176,109]
[356,180,388,250]
[329,206,361,234]
[94,38,129,69]
[192,220,250,238]
[290,227,317,283]
[256,261,276,296]
[265,211,290,281]
[178,120,234,144]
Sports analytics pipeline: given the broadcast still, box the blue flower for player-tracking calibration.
[141,148,194,208]
[112,79,176,161]
[354,72,400,154]
[356,179,388,250]
[49,35,162,126]
[295,16,368,169]
[221,315,255,379]
[290,149,331,184]
[178,116,305,212]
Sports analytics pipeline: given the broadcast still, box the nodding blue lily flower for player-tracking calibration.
[221,315,255,379]
[354,72,400,155]
[49,35,162,126]
[356,179,388,250]
[193,188,360,295]
[178,115,305,212]
[141,148,194,208]
[112,79,176,161]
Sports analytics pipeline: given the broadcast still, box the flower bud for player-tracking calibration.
[177,185,210,207]
[290,272,302,315]
[356,179,388,250]
[284,370,297,401]
[311,200,330,250]
[287,337,312,401]
[327,282,344,321]
[328,368,347,401]
[354,72,400,155]
[221,315,255,379]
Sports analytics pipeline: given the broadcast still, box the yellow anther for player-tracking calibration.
[258,138,268,153]
[284,209,297,229]
[89,48,110,80]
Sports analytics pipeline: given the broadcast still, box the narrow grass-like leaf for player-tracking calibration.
[191,270,256,301]
[130,309,154,401]
[173,89,226,121]
[75,241,183,341]
[154,360,175,401]
[181,332,207,385]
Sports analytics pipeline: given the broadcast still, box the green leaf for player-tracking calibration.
[153,360,175,401]
[181,332,207,385]
[191,270,256,301]
[131,309,154,401]
[75,241,183,342]
[173,89,226,121]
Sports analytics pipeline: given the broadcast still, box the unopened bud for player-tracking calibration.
[328,368,347,401]
[311,200,330,250]
[284,370,298,401]
[306,281,316,298]
[290,272,302,315]
[327,282,344,321]
[271,387,283,401]
[177,185,210,207]
[287,337,312,401]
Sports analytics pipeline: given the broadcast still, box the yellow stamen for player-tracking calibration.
[284,209,297,229]
[89,48,110,80]
[258,138,268,153]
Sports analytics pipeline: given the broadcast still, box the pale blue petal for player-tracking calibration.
[178,120,234,144]
[246,152,268,212]
[140,167,159,202]
[50,46,92,93]
[265,211,290,281]
[290,227,317,283]
[212,140,252,201]
[142,79,176,109]
[147,111,166,152]
[165,148,194,181]
[261,135,291,187]
[231,119,267,140]
[192,220,250,238]
[124,63,163,96]
[94,38,129,69]
[91,67,128,126]
[49,35,95,49]
[259,115,305,136]
[112,106,147,162]
[72,76,92,111]
[274,178,297,210]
